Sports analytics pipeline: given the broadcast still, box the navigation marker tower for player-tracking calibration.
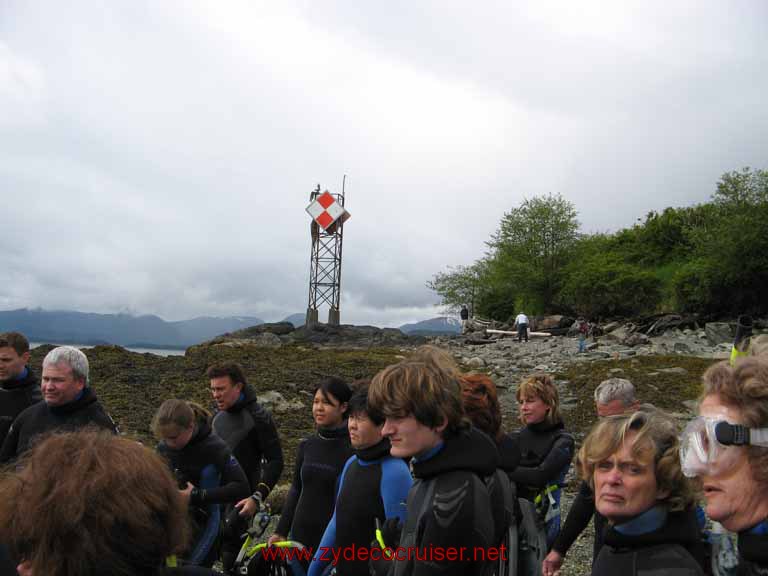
[305,179,351,327]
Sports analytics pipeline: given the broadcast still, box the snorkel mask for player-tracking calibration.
[680,412,768,477]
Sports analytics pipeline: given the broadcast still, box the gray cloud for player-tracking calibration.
[1,0,766,326]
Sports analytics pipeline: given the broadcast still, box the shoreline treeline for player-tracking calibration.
[429,167,768,321]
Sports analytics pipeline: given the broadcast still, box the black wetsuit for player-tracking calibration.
[389,426,498,576]
[495,431,522,537]
[0,366,41,449]
[309,439,413,576]
[503,420,574,502]
[212,384,284,571]
[212,384,284,496]
[736,522,768,576]
[0,387,117,464]
[592,507,704,576]
[551,480,607,562]
[157,418,250,567]
[276,424,353,553]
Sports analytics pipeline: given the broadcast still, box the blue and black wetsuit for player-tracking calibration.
[385,426,498,576]
[157,417,249,567]
[308,438,412,576]
[276,423,353,555]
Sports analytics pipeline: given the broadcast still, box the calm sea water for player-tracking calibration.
[30,342,186,357]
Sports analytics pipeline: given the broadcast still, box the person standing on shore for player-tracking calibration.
[460,305,469,333]
[0,332,41,449]
[207,362,284,573]
[368,361,498,576]
[577,318,589,353]
[0,346,117,464]
[542,378,641,576]
[514,311,529,343]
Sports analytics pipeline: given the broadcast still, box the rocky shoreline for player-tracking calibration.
[26,321,743,576]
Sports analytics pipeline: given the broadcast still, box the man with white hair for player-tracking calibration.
[542,378,643,576]
[0,346,117,464]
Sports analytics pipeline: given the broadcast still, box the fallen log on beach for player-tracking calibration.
[486,329,551,338]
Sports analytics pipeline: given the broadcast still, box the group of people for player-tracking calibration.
[1,328,768,576]
[0,333,284,576]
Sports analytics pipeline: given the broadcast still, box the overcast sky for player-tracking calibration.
[1,1,766,327]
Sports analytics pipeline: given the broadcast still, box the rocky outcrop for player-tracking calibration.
[198,322,426,349]
[705,322,734,346]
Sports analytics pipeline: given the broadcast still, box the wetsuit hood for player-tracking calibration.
[355,437,391,462]
[318,421,350,440]
[227,383,267,416]
[603,506,701,550]
[1,366,37,391]
[48,386,99,416]
[411,425,498,479]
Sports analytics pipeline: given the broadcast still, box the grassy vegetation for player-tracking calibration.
[29,343,405,473]
[28,344,718,495]
[555,354,716,438]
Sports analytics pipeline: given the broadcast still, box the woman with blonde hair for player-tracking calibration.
[504,374,574,549]
[153,399,250,568]
[582,410,704,575]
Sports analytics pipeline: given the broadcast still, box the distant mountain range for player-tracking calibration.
[281,313,461,336]
[281,313,306,327]
[398,316,462,335]
[0,308,264,349]
[0,308,460,348]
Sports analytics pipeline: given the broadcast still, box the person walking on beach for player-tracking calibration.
[514,311,529,342]
[460,305,469,333]
[577,317,589,353]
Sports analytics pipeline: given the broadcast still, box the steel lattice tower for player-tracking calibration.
[305,183,347,327]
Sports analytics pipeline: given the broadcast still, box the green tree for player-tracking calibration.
[676,167,768,315]
[487,193,580,312]
[714,166,768,208]
[560,251,661,318]
[426,263,483,315]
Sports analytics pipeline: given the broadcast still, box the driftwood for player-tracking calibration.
[486,329,551,339]
[635,314,703,336]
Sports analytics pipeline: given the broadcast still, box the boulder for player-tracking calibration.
[536,315,570,330]
[602,321,622,334]
[604,326,631,343]
[257,390,304,413]
[623,333,650,347]
[705,322,733,346]
[467,357,486,369]
[251,333,283,348]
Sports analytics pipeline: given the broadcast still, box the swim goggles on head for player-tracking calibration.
[680,415,768,477]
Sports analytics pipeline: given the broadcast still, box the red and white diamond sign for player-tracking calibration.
[306,191,349,230]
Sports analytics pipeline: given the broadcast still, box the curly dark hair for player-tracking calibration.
[0,430,188,576]
[460,373,502,442]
